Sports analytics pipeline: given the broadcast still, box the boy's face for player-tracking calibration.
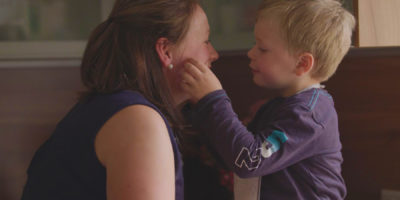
[247,18,299,90]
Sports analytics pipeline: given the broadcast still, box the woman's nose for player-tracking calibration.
[210,45,219,62]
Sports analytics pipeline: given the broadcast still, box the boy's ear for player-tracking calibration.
[294,52,314,76]
[155,37,173,68]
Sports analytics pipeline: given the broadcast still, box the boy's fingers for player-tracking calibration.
[184,62,202,79]
[181,81,192,92]
[186,58,208,73]
[181,79,190,88]
[181,72,196,85]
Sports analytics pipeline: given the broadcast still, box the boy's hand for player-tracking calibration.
[181,59,222,104]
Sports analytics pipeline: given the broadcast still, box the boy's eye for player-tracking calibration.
[258,47,267,52]
[254,42,267,52]
[205,40,211,44]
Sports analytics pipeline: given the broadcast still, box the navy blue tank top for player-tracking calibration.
[22,90,184,200]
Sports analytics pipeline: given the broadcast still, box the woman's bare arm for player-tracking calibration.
[95,105,175,200]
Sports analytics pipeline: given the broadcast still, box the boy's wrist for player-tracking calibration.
[193,89,228,109]
[187,89,228,129]
[190,89,223,105]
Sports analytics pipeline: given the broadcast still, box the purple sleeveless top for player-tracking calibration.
[22,90,184,200]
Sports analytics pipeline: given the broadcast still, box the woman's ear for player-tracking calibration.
[155,37,173,69]
[294,52,314,76]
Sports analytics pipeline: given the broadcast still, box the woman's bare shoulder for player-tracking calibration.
[95,104,175,199]
[95,104,171,166]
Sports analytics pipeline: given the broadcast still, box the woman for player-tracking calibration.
[21,0,218,199]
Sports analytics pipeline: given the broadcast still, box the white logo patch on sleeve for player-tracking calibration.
[234,147,262,170]
[234,130,288,170]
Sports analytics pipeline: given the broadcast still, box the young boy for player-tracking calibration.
[181,0,355,199]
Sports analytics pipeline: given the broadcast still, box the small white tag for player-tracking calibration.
[234,174,261,200]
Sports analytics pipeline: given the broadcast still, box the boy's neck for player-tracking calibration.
[279,79,321,98]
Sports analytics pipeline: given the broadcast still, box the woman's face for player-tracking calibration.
[166,5,219,105]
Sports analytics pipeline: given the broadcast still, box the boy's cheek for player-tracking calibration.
[253,71,273,87]
[259,69,288,88]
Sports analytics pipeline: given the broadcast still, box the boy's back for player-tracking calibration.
[188,87,345,199]
[250,88,345,199]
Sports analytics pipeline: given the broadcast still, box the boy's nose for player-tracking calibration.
[247,47,255,60]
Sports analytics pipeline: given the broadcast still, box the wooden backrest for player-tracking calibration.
[1,47,399,200]
[212,47,400,200]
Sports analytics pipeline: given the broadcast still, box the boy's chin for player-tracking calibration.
[252,78,280,89]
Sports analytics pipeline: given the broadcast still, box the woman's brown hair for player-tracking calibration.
[80,0,198,135]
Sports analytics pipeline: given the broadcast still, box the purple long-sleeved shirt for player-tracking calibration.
[187,88,346,199]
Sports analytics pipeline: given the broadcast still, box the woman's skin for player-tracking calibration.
[157,5,219,106]
[94,5,219,200]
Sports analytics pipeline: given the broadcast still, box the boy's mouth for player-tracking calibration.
[250,66,260,73]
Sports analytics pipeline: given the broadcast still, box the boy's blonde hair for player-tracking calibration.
[257,0,356,82]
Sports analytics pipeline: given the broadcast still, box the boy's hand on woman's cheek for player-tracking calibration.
[181,58,222,104]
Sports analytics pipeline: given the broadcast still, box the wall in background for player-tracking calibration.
[0,66,83,200]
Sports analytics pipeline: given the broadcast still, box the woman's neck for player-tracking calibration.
[171,90,190,107]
